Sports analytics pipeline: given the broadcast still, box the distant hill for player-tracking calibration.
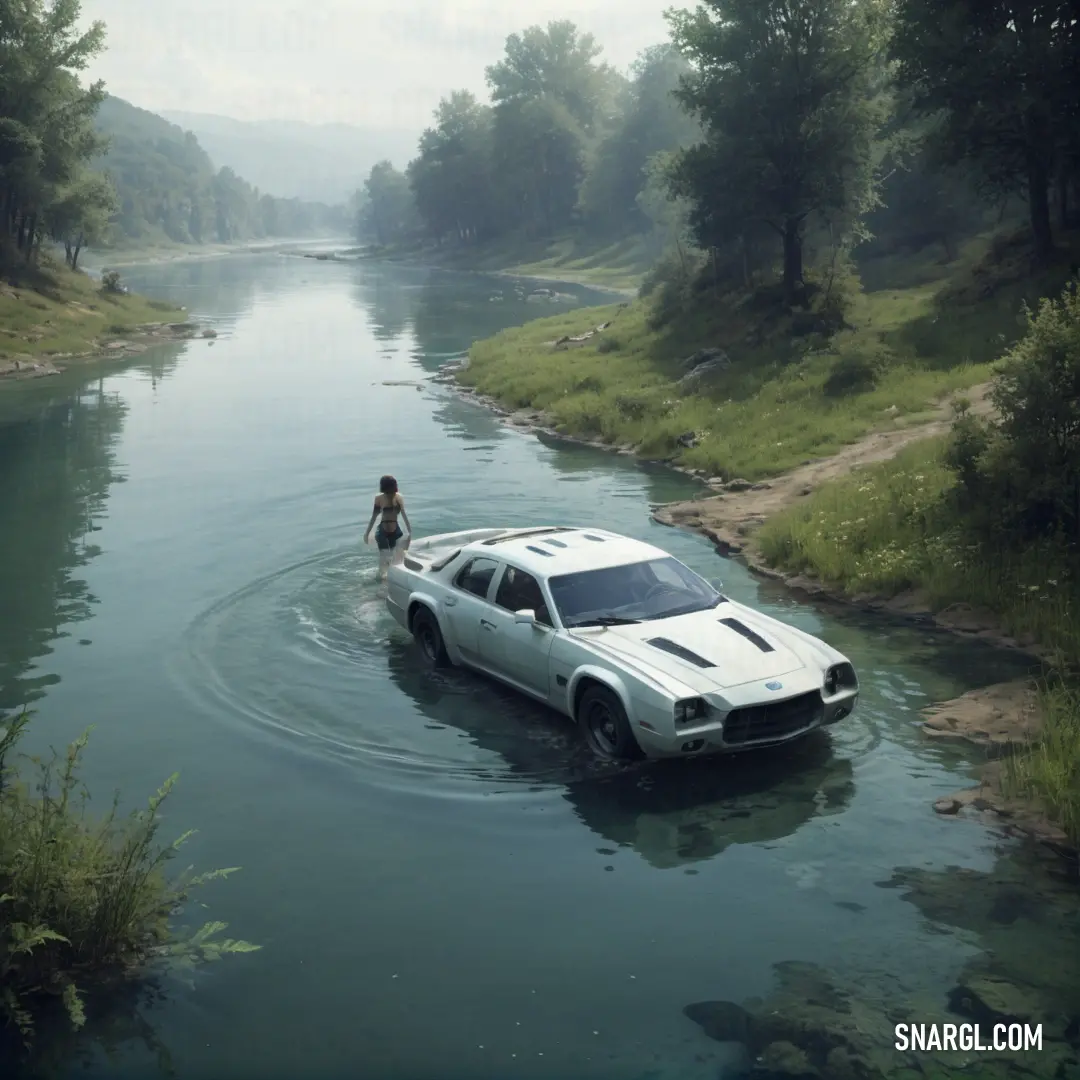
[93,96,351,247]
[159,111,418,204]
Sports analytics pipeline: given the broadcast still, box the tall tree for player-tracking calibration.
[891,0,1078,261]
[484,21,619,239]
[0,0,107,259]
[408,91,494,244]
[667,0,890,303]
[577,44,703,236]
[361,161,419,246]
[485,21,620,135]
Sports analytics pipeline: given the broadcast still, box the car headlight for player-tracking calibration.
[674,697,708,725]
[824,662,857,696]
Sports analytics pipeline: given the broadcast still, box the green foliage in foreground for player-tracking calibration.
[759,280,1080,843]
[0,711,258,1048]
[460,234,1074,479]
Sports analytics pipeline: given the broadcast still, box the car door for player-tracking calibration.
[477,564,557,697]
[442,556,500,665]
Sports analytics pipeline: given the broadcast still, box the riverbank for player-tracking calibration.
[351,231,656,294]
[0,255,197,381]
[82,236,347,270]
[451,230,1080,854]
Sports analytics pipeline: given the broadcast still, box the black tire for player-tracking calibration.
[412,607,449,668]
[577,684,642,761]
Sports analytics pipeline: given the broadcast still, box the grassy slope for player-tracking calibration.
[0,254,184,362]
[461,231,1074,480]
[403,231,659,293]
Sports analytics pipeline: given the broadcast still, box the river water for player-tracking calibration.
[0,251,1073,1079]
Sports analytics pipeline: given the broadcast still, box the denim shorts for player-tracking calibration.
[375,523,403,551]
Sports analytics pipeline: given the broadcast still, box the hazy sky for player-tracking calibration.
[82,0,672,132]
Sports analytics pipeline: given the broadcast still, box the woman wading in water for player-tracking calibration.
[364,475,412,580]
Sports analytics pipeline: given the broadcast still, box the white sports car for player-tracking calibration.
[385,526,859,761]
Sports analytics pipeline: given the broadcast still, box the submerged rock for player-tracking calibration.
[684,952,1079,1080]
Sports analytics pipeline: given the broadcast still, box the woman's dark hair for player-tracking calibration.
[379,475,398,495]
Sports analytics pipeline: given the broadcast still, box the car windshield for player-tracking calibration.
[548,557,722,628]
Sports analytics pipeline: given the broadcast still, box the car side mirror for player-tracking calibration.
[514,609,536,625]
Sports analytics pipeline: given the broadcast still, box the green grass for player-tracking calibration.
[460,232,1080,479]
[756,437,1080,656]
[1002,679,1080,845]
[0,254,183,362]
[422,230,658,293]
[756,436,1080,843]
[0,710,258,1050]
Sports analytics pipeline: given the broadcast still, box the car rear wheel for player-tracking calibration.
[412,607,449,668]
[578,684,642,761]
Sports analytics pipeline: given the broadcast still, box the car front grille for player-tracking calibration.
[722,690,824,746]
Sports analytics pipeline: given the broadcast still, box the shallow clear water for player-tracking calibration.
[0,253,1070,1079]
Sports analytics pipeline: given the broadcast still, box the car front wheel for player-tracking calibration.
[412,607,449,668]
[577,684,642,761]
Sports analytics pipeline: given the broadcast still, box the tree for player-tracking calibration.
[489,96,587,238]
[407,91,494,244]
[578,45,703,237]
[891,0,1078,262]
[361,161,419,246]
[667,0,890,304]
[46,170,115,268]
[485,21,620,135]
[481,21,623,239]
[0,0,107,260]
[948,283,1080,539]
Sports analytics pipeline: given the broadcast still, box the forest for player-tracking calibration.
[0,0,349,270]
[359,3,1080,302]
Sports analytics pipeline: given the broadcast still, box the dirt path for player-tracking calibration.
[649,385,1073,853]
[652,380,1054,653]
[653,383,995,559]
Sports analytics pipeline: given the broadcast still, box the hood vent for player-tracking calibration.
[719,617,774,653]
[646,637,717,669]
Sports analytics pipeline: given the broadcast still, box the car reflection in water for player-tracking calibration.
[384,640,855,870]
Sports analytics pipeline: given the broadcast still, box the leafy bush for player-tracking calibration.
[0,711,258,1049]
[100,270,123,294]
[946,281,1080,540]
[639,249,706,329]
[823,352,879,397]
[595,335,621,354]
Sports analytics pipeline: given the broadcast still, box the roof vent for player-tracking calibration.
[719,617,774,653]
[539,538,568,548]
[526,545,554,556]
[582,533,606,542]
[646,637,717,669]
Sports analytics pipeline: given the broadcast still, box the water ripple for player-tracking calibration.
[170,549,628,797]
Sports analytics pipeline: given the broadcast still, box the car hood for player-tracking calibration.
[571,606,808,693]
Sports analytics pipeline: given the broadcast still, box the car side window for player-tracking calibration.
[454,557,500,599]
[494,566,552,626]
